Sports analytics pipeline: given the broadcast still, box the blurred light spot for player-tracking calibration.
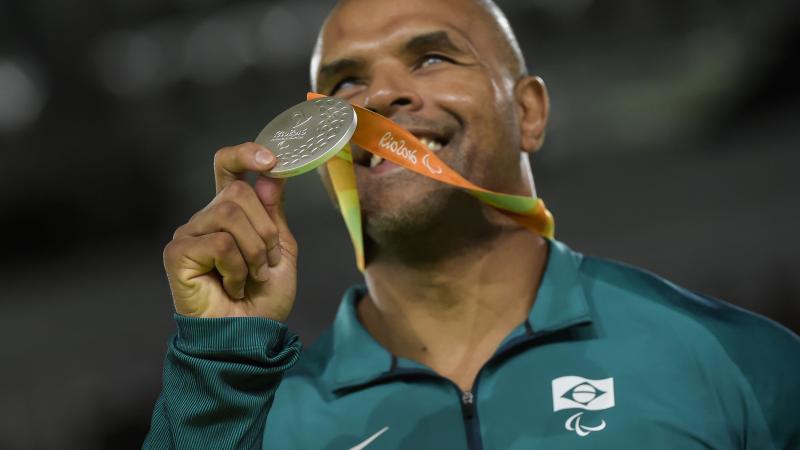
[258,6,306,66]
[184,17,251,85]
[93,1,319,94]
[0,58,46,133]
[94,31,167,97]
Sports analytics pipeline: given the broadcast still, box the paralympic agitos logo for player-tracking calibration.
[551,376,615,437]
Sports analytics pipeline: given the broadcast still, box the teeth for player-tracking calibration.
[370,154,384,168]
[420,137,443,151]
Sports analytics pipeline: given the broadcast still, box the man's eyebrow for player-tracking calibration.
[404,31,466,54]
[318,58,363,84]
[316,31,466,87]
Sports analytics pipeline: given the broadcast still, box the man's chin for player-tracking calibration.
[363,183,494,239]
[362,184,454,234]
[362,186,502,264]
[359,167,441,207]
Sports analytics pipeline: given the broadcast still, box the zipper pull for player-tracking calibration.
[461,391,474,419]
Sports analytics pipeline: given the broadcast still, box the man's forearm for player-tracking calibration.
[143,314,302,450]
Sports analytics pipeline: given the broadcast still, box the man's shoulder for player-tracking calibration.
[576,251,799,400]
[577,252,798,355]
[574,251,800,446]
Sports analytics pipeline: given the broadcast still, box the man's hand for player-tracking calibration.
[163,142,298,322]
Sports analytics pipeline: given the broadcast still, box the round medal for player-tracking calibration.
[255,97,357,178]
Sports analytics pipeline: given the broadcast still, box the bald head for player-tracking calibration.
[471,0,527,78]
[310,0,527,90]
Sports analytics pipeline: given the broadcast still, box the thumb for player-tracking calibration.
[254,175,295,247]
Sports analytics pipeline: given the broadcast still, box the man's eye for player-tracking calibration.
[417,54,452,69]
[331,78,360,95]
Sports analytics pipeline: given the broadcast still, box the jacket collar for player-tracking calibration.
[326,239,593,391]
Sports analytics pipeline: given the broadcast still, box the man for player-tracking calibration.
[144,0,800,448]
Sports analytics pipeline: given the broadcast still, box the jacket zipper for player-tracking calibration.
[459,387,483,450]
[452,325,564,449]
[461,391,474,418]
[452,327,565,450]
[359,369,485,449]
[339,326,571,449]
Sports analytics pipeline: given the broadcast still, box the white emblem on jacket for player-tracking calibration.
[552,376,615,437]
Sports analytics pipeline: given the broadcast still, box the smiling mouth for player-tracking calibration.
[369,136,446,168]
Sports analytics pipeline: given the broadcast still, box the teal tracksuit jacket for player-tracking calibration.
[144,240,800,449]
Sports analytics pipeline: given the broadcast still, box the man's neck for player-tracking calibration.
[358,228,549,391]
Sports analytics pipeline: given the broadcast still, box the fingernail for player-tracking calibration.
[238,286,246,299]
[255,150,274,167]
[257,264,270,282]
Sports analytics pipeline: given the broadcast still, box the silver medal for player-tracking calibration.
[255,97,357,178]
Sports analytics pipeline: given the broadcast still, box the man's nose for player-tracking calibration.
[363,63,423,116]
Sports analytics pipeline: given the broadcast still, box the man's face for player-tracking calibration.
[314,0,528,237]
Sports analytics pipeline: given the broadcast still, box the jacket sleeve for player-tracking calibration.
[143,314,302,450]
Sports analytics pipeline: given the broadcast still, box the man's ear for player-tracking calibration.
[515,76,549,153]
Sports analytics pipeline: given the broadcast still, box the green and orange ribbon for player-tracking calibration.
[308,92,554,271]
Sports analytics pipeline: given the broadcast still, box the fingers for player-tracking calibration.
[164,233,248,300]
[214,142,277,194]
[215,180,282,267]
[254,175,297,258]
[175,199,272,282]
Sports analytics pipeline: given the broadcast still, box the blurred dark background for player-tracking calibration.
[1,0,798,448]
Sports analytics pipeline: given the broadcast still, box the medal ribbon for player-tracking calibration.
[307,92,554,271]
